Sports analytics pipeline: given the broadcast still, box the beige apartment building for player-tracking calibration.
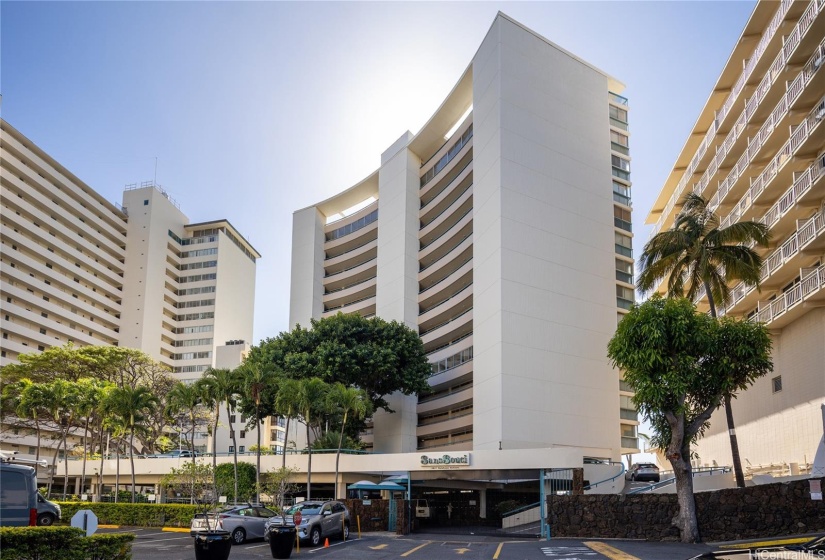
[0,119,270,459]
[646,0,825,475]
[290,13,638,460]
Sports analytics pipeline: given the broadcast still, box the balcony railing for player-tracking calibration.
[754,262,825,324]
[650,0,822,239]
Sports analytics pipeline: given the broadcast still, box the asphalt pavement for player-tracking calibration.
[106,527,722,560]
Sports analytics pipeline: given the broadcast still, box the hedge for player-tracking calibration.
[0,527,134,560]
[57,502,198,527]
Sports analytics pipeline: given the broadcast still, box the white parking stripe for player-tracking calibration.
[132,535,192,545]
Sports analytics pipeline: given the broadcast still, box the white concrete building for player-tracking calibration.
[646,0,825,476]
[290,13,637,460]
[0,119,261,458]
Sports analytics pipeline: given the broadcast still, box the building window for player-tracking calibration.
[239,446,245,453]
[617,285,634,310]
[144,200,149,205]
[229,415,236,424]
[239,430,246,439]
[772,376,782,393]
[614,207,632,232]
[228,446,234,453]
[613,181,631,206]
[615,232,632,258]
[616,258,634,284]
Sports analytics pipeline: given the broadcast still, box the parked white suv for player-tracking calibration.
[265,501,350,547]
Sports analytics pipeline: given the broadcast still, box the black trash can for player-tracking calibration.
[194,531,232,560]
[268,526,297,559]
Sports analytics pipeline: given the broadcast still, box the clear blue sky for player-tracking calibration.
[1,1,755,344]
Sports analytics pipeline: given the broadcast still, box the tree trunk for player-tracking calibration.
[80,417,89,497]
[115,442,120,503]
[190,412,197,505]
[256,406,261,505]
[227,404,238,503]
[282,417,290,469]
[670,444,700,543]
[62,428,70,500]
[704,285,745,488]
[48,432,62,497]
[130,430,137,503]
[335,411,348,499]
[212,404,219,501]
[306,421,312,500]
[99,429,106,500]
[725,394,746,488]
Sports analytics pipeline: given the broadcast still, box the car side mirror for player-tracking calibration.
[322,511,331,517]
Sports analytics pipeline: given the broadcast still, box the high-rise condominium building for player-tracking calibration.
[0,119,259,376]
[290,13,637,459]
[646,0,825,474]
[0,119,264,456]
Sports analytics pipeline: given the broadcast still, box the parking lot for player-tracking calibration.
[112,527,717,560]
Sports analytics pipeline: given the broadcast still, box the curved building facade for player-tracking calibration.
[290,12,636,459]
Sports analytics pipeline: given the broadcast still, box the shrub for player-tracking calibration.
[57,502,197,527]
[0,526,134,560]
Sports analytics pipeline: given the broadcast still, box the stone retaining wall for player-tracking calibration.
[548,478,825,541]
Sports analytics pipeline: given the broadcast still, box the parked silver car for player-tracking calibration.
[190,504,278,544]
[626,462,660,482]
[265,501,350,547]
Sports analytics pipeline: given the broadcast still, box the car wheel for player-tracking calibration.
[231,527,246,545]
[37,513,55,526]
[342,522,350,540]
[310,526,321,547]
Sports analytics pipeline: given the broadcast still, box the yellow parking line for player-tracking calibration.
[98,524,120,529]
[161,527,191,533]
[493,542,504,559]
[583,541,641,560]
[719,537,813,549]
[401,541,431,557]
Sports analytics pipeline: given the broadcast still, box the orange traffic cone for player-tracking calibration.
[324,538,330,548]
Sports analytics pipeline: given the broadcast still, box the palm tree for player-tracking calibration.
[637,192,770,487]
[275,379,301,469]
[200,367,241,503]
[38,379,81,498]
[295,378,329,500]
[14,380,49,467]
[75,378,111,498]
[103,386,159,503]
[166,382,205,503]
[239,364,278,504]
[326,383,372,498]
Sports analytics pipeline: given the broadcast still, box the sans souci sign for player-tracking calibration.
[420,453,471,469]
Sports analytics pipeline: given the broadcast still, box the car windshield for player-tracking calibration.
[287,503,324,515]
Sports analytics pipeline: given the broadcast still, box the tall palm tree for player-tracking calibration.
[103,386,159,503]
[14,380,49,467]
[637,192,770,487]
[39,379,81,498]
[275,379,301,469]
[295,378,329,500]
[75,378,111,498]
[200,367,241,503]
[239,364,278,504]
[326,383,372,498]
[167,382,205,503]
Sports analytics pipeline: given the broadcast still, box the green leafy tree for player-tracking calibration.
[247,313,430,415]
[325,383,372,498]
[262,466,300,513]
[102,386,159,503]
[161,461,214,502]
[608,296,772,542]
[215,462,257,503]
[637,192,770,488]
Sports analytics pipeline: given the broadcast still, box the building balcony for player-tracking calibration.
[322,294,376,318]
[426,334,473,364]
[419,188,473,245]
[752,261,825,329]
[418,244,472,287]
[419,214,472,267]
[420,164,472,221]
[420,307,472,352]
[419,267,472,314]
[417,381,473,416]
[418,282,472,328]
[324,240,377,275]
[323,257,377,291]
[416,410,474,438]
[323,275,377,305]
[324,220,378,254]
